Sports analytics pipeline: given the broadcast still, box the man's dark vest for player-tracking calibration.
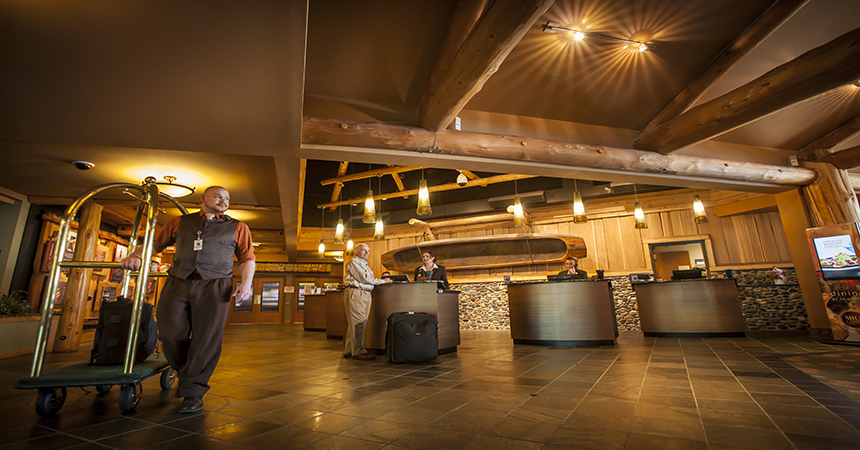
[169,213,239,280]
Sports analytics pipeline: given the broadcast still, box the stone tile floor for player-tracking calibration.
[1,326,859,449]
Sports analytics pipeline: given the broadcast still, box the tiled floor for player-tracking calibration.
[1,326,859,449]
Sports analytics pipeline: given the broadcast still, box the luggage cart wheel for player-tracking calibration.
[118,383,142,412]
[160,367,175,390]
[96,384,112,394]
[35,387,66,417]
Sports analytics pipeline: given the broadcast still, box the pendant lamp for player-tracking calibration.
[417,170,432,215]
[633,184,647,229]
[572,180,587,223]
[693,194,709,224]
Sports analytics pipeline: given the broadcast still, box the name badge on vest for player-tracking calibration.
[194,230,203,251]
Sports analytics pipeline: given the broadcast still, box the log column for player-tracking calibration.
[776,161,860,338]
[53,201,102,352]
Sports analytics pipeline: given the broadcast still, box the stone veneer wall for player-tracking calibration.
[452,267,809,332]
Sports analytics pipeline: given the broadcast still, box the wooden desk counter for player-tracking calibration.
[507,280,617,346]
[634,279,745,337]
[303,293,327,332]
[325,290,346,339]
[364,282,460,353]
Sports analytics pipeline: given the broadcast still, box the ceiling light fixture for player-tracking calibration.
[318,208,326,259]
[346,203,354,257]
[541,21,654,52]
[693,194,709,224]
[853,80,860,88]
[512,179,526,227]
[362,165,376,223]
[633,184,648,229]
[374,175,385,240]
[573,179,587,224]
[417,169,432,216]
[334,192,345,244]
[156,175,195,198]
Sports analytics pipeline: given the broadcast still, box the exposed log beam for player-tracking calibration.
[391,173,409,198]
[712,194,777,217]
[633,27,860,154]
[317,173,536,209]
[849,173,860,190]
[638,0,808,138]
[407,218,437,240]
[303,117,817,186]
[329,161,350,205]
[461,170,480,180]
[417,0,554,131]
[818,144,860,169]
[797,114,860,161]
[320,166,423,186]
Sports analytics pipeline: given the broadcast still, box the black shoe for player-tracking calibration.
[178,396,203,414]
[354,354,376,361]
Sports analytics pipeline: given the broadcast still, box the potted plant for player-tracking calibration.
[0,291,42,359]
[769,267,786,285]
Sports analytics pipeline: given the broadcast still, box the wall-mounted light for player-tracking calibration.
[693,194,708,224]
[417,172,432,215]
[156,175,196,198]
[542,21,654,52]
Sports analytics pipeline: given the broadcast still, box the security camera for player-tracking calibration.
[456,172,468,186]
[72,160,95,170]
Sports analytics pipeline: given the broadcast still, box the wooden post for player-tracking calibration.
[799,161,860,226]
[52,201,102,352]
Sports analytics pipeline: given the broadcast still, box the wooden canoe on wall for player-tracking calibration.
[380,234,587,272]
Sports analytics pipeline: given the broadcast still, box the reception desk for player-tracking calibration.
[325,290,346,340]
[507,280,617,346]
[364,282,460,354]
[303,293,327,331]
[634,279,745,337]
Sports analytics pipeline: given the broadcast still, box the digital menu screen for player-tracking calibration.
[813,234,860,280]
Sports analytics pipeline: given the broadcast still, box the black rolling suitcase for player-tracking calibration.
[90,297,158,365]
[385,311,438,363]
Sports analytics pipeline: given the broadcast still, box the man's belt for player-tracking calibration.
[348,286,372,292]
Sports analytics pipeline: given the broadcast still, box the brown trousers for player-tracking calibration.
[157,275,232,397]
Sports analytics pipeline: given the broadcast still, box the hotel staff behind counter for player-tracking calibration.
[557,256,588,280]
[413,251,449,290]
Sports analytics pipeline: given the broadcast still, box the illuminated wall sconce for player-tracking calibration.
[363,190,377,223]
[634,202,648,229]
[693,195,709,224]
[513,197,526,227]
[334,218,345,244]
[346,238,354,256]
[417,178,432,215]
[317,239,326,259]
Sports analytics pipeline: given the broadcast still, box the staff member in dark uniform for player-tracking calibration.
[122,186,255,414]
[414,251,449,289]
[558,256,588,279]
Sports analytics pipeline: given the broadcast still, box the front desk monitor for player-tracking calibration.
[547,274,573,281]
[383,274,410,282]
[812,234,860,280]
[672,269,703,280]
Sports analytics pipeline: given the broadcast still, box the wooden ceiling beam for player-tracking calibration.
[797,114,860,161]
[817,144,860,169]
[303,117,817,186]
[328,161,349,205]
[638,0,808,139]
[320,166,423,186]
[316,173,537,210]
[460,170,480,180]
[633,27,860,154]
[417,0,554,131]
[391,173,409,198]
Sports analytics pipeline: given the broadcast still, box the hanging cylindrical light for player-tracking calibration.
[573,179,587,224]
[513,197,526,226]
[374,218,385,240]
[346,237,354,256]
[634,202,648,229]
[693,195,708,224]
[317,239,326,259]
[417,178,432,216]
[362,189,376,223]
[334,218,345,244]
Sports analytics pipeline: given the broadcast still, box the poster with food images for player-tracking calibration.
[808,223,860,343]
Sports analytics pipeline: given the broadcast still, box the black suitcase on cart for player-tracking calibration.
[90,297,158,366]
[385,311,438,363]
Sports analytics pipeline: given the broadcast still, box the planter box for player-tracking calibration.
[0,316,59,359]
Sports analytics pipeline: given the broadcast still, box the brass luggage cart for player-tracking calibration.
[16,178,187,415]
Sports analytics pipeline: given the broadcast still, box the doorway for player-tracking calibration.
[228,277,283,324]
[648,240,709,280]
